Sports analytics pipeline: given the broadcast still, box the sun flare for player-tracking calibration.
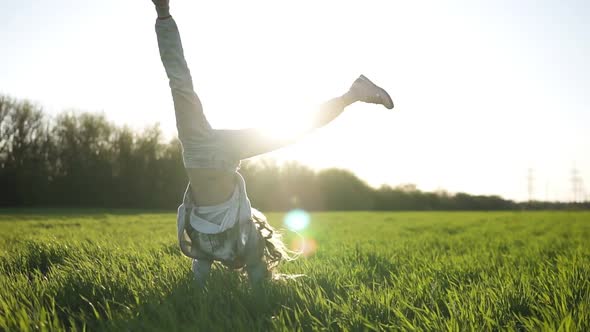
[259,114,313,140]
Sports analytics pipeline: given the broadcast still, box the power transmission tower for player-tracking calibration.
[527,168,534,202]
[571,166,583,203]
[545,181,549,202]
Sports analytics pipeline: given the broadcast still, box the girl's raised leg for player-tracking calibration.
[155,11,213,159]
[217,75,394,160]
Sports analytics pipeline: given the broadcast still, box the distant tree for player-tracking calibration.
[50,112,115,206]
[240,160,322,211]
[111,126,136,207]
[0,97,51,205]
[279,161,322,211]
[1,94,586,211]
[240,159,283,211]
[156,139,187,207]
[317,168,374,210]
[0,96,13,160]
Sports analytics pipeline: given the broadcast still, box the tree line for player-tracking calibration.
[1,95,588,211]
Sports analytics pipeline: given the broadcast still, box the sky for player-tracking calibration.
[1,0,589,202]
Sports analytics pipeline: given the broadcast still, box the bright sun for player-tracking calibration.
[258,112,313,140]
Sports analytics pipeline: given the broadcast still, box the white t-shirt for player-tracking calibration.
[188,172,252,234]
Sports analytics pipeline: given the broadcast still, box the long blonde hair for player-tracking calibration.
[251,208,300,270]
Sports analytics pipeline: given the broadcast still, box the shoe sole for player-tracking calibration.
[360,75,394,109]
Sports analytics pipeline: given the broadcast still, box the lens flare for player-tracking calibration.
[284,209,310,231]
[291,237,318,257]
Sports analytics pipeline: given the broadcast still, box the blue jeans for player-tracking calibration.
[190,216,268,287]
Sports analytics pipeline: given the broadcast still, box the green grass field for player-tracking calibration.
[1,210,589,331]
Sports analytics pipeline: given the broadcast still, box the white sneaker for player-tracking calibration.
[350,74,394,109]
